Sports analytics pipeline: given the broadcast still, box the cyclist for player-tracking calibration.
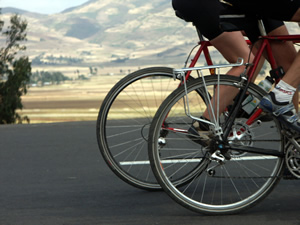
[172,0,298,135]
[172,0,293,86]
[225,0,300,132]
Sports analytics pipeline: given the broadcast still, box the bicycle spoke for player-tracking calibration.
[97,67,183,190]
[149,75,284,213]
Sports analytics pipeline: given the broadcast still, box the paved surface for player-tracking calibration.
[0,121,299,225]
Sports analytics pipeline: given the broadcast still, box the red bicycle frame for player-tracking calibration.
[246,34,300,126]
[177,31,300,132]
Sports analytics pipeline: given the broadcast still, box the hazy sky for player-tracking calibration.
[1,0,89,14]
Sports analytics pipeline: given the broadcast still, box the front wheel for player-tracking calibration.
[97,67,190,190]
[148,75,284,214]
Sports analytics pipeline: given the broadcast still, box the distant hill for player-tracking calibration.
[1,0,197,67]
[2,7,28,14]
[1,0,299,68]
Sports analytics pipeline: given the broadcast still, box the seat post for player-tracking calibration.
[258,19,267,36]
[196,27,205,42]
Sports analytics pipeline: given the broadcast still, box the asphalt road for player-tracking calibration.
[0,121,299,225]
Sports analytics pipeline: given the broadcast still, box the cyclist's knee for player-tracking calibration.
[211,32,253,64]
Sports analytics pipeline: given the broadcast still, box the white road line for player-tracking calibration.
[120,156,277,165]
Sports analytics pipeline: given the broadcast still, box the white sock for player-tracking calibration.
[272,80,296,103]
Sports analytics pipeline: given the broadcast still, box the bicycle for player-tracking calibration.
[147,16,300,214]
[96,19,224,190]
[96,8,284,191]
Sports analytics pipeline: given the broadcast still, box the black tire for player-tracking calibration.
[148,75,284,213]
[97,67,193,190]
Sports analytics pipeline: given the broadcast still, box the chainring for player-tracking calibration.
[285,136,300,178]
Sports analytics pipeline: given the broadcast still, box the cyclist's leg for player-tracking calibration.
[291,8,300,21]
[202,31,255,119]
[279,52,300,92]
[228,1,300,93]
[266,25,298,111]
[198,19,290,121]
[228,1,300,131]
[260,23,300,132]
[259,6,300,123]
[277,4,300,89]
[279,6,300,89]
[173,0,255,120]
[260,52,300,132]
[267,25,296,73]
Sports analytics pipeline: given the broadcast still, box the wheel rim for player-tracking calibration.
[97,68,183,190]
[149,76,284,212]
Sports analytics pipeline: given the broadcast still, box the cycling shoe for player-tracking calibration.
[187,117,210,146]
[259,92,300,133]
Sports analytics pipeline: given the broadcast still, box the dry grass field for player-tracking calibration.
[18,64,182,124]
[18,75,123,124]
[18,64,209,124]
[18,65,300,124]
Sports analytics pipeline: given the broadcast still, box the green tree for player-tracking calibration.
[0,13,31,124]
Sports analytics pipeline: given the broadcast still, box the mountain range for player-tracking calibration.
[2,0,197,67]
[1,0,299,68]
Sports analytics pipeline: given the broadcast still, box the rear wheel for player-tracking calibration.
[148,75,284,213]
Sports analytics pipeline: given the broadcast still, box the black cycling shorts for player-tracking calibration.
[172,0,284,42]
[227,0,300,21]
[246,19,284,43]
[172,0,225,40]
